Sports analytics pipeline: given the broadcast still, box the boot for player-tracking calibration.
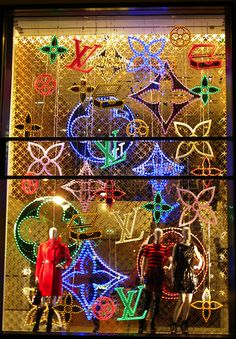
[46,305,54,332]
[150,320,156,334]
[170,321,177,334]
[181,319,188,334]
[138,318,147,334]
[33,307,44,332]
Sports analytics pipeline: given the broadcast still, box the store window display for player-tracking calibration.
[33,227,72,332]
[170,226,203,334]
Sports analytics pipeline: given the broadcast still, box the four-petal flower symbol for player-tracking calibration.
[127,36,166,74]
[95,179,126,208]
[177,186,217,226]
[55,292,82,327]
[142,192,173,223]
[15,112,42,137]
[191,288,223,322]
[191,157,223,188]
[190,75,220,106]
[174,120,213,160]
[40,35,68,64]
[27,142,65,175]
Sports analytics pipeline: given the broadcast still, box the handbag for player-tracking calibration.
[32,286,42,305]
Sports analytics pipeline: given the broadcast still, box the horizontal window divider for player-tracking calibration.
[0,136,233,141]
[1,175,232,180]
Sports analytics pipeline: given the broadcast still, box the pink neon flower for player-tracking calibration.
[27,142,65,176]
[177,186,217,226]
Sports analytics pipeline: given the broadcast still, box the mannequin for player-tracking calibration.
[138,227,171,334]
[170,226,203,334]
[33,227,72,332]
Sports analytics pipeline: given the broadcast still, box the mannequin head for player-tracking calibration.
[182,226,191,244]
[49,227,58,240]
[153,228,163,244]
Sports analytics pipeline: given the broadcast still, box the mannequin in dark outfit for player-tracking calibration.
[33,227,72,332]
[170,226,202,334]
[138,228,171,334]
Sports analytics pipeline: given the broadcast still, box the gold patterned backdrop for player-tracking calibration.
[3,14,229,334]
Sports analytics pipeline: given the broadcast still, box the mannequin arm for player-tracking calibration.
[140,256,147,284]
[193,245,203,270]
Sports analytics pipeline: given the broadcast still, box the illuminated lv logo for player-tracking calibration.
[66,39,101,73]
[115,285,147,320]
[112,207,144,244]
[94,130,126,169]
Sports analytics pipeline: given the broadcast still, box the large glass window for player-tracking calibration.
[2,10,232,335]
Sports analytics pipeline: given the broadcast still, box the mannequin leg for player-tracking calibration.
[46,305,54,332]
[180,293,193,334]
[150,292,161,334]
[138,286,152,333]
[171,293,185,334]
[33,307,44,332]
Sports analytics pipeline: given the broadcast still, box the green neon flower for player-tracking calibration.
[40,35,68,64]
[142,192,173,223]
[190,75,220,106]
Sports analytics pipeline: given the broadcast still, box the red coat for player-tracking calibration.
[35,238,72,297]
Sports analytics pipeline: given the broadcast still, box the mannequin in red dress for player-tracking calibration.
[33,227,72,332]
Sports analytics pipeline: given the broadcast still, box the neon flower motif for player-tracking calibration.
[174,120,213,160]
[129,62,200,134]
[142,192,173,223]
[27,142,65,176]
[133,142,185,192]
[177,186,217,226]
[190,75,220,106]
[127,36,166,75]
[40,35,68,64]
[61,161,105,212]
[191,288,223,322]
[95,179,126,208]
[62,240,128,320]
[191,157,223,188]
[54,292,82,327]
[15,112,42,137]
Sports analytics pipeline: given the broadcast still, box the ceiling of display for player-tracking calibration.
[14,15,225,36]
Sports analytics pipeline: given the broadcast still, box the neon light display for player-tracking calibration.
[177,186,218,226]
[62,240,128,320]
[142,191,173,223]
[188,44,222,69]
[129,62,200,134]
[190,75,220,106]
[127,36,166,75]
[39,35,68,64]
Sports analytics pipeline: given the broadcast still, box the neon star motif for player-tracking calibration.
[95,179,126,208]
[142,191,173,223]
[127,36,166,75]
[55,292,82,327]
[133,142,185,192]
[177,186,217,226]
[40,35,68,64]
[174,120,213,160]
[27,142,65,176]
[129,62,200,134]
[61,161,105,212]
[62,240,128,320]
[190,75,220,106]
[191,157,223,188]
[191,288,223,322]
[15,112,42,137]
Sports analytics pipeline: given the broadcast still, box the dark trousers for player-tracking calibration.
[139,267,164,330]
